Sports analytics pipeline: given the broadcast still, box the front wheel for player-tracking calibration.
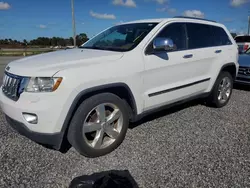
[67,93,129,158]
[207,71,233,108]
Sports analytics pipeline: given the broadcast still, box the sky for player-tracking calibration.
[0,0,250,41]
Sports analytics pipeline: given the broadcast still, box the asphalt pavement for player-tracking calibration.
[0,57,250,187]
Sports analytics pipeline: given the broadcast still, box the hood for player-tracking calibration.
[238,54,250,67]
[6,48,123,77]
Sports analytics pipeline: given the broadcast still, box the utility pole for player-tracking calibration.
[71,0,76,47]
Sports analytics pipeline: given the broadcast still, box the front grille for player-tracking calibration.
[238,66,250,76]
[2,72,22,101]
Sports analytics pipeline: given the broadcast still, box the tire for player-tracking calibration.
[67,93,129,158]
[207,71,233,108]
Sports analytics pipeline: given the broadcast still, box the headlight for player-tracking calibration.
[25,77,63,92]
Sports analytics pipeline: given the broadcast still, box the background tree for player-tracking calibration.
[76,33,89,46]
[0,33,89,48]
[23,39,28,45]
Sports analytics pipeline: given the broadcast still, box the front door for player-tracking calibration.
[142,22,212,111]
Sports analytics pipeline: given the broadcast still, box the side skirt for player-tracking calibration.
[130,92,210,122]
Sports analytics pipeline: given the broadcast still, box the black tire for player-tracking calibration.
[206,71,233,108]
[67,93,129,158]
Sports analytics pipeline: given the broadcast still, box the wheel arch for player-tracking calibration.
[219,62,237,80]
[206,62,237,95]
[60,83,137,137]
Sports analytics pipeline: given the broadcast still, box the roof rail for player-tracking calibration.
[173,16,217,23]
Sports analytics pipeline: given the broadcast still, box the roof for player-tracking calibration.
[173,16,216,23]
[123,18,170,24]
[121,16,221,26]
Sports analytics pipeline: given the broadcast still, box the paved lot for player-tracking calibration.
[0,57,250,187]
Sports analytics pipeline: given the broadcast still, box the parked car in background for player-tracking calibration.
[235,47,250,85]
[234,35,250,53]
[0,16,239,158]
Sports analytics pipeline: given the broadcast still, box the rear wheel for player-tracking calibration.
[207,71,233,108]
[67,93,129,158]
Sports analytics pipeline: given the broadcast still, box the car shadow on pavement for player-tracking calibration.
[234,84,250,91]
[129,99,201,129]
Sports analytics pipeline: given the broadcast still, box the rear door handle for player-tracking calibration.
[215,50,222,53]
[183,54,193,59]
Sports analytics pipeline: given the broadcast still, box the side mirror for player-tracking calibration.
[153,38,175,51]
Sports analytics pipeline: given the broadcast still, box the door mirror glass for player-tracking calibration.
[153,38,175,51]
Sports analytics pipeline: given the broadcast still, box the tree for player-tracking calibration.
[0,33,89,47]
[8,39,13,45]
[51,37,57,46]
[76,33,89,46]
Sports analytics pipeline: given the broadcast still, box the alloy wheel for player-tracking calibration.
[82,103,123,149]
[217,77,232,104]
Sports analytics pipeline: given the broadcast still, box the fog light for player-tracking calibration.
[23,113,38,124]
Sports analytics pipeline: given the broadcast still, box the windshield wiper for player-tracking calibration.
[79,46,124,52]
[79,46,104,50]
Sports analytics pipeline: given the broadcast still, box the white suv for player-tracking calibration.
[0,17,239,157]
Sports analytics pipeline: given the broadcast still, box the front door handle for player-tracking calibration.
[183,54,193,59]
[215,50,222,53]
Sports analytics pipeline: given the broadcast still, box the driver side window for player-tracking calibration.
[157,23,187,51]
[146,23,187,54]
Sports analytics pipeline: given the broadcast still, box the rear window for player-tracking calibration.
[211,26,232,46]
[186,23,232,49]
[235,36,250,43]
[186,23,214,49]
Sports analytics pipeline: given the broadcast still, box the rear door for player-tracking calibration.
[185,22,219,91]
[208,25,236,90]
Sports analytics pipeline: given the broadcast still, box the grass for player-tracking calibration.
[0,50,54,56]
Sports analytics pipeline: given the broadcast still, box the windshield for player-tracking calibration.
[80,23,158,52]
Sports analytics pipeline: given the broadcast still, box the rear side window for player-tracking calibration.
[186,23,214,49]
[211,26,232,46]
[235,36,250,43]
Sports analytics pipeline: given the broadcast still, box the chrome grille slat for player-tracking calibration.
[8,78,13,94]
[2,73,22,101]
[6,76,10,90]
[3,75,6,86]
[11,79,16,96]
[4,75,8,86]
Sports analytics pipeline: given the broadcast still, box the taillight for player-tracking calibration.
[244,44,249,51]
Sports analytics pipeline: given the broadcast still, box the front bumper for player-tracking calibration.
[0,87,72,150]
[5,115,63,149]
[235,75,250,85]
